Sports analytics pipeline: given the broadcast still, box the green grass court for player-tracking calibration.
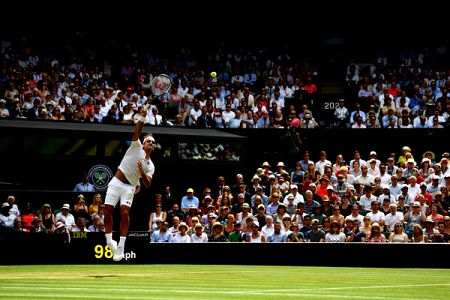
[0,265,449,299]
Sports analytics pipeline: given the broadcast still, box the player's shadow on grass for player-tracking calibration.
[87,275,121,278]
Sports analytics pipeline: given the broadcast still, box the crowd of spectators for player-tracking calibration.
[144,146,450,243]
[339,51,450,129]
[1,35,448,129]
[0,193,106,236]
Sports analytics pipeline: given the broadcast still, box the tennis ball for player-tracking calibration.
[210,71,217,78]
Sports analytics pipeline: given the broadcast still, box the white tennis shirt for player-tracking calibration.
[118,140,155,186]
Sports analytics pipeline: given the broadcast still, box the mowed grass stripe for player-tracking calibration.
[1,265,449,277]
[1,265,448,276]
[3,280,449,294]
[2,283,450,292]
[0,283,450,299]
[0,265,449,300]
[1,266,449,279]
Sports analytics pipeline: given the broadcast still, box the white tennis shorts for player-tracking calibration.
[105,177,136,208]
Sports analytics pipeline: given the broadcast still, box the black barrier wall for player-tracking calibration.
[1,228,448,268]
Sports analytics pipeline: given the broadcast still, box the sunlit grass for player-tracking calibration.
[0,265,449,299]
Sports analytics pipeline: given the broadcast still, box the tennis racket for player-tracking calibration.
[143,74,172,111]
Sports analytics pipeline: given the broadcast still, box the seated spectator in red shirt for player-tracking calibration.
[19,202,36,231]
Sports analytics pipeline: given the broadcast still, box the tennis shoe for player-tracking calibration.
[107,240,117,255]
[113,246,124,262]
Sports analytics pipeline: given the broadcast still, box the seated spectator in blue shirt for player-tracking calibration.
[350,104,366,125]
[150,221,173,242]
[267,222,287,242]
[181,188,199,213]
[73,174,95,192]
[382,109,398,128]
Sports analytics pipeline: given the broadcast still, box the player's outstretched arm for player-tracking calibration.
[132,107,148,141]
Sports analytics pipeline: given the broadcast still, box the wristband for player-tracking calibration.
[139,116,146,123]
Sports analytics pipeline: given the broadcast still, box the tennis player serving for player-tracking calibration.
[104,107,155,261]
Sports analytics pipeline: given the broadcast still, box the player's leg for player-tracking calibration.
[113,205,130,261]
[104,178,121,253]
[113,186,135,262]
[104,204,117,253]
[104,204,115,234]
[119,205,131,237]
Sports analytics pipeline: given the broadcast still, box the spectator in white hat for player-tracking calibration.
[190,223,208,243]
[208,222,228,242]
[55,204,76,230]
[250,175,262,195]
[427,175,441,194]
[404,159,420,178]
[367,151,381,167]
[274,161,286,177]
[441,158,450,175]
[181,188,199,212]
[419,157,435,180]
[172,222,191,243]
[282,184,304,206]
